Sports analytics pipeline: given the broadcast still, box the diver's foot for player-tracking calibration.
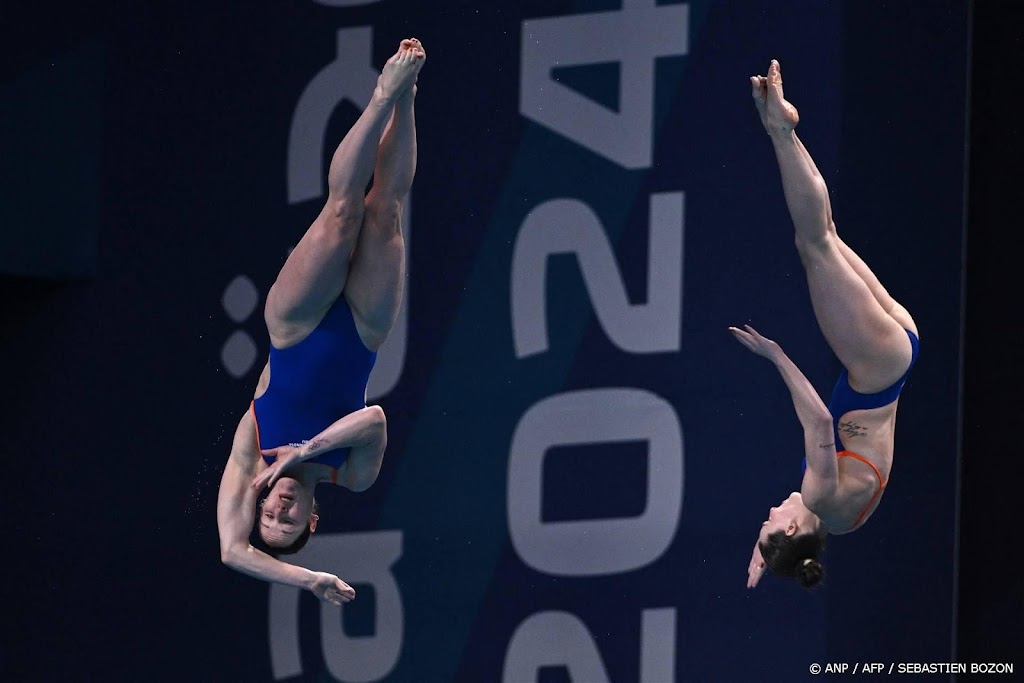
[400,38,425,99]
[763,59,799,137]
[376,39,425,104]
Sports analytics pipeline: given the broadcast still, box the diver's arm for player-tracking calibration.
[253,405,387,492]
[773,352,840,503]
[730,325,832,425]
[772,353,836,440]
[217,411,354,604]
[747,540,767,589]
[335,407,387,492]
[729,325,839,496]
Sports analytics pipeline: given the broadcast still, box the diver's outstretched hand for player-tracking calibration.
[747,543,767,589]
[750,59,799,136]
[729,324,783,363]
[309,571,356,606]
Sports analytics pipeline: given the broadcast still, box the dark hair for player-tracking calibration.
[249,497,319,558]
[759,531,826,589]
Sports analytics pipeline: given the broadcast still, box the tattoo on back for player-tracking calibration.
[838,421,868,439]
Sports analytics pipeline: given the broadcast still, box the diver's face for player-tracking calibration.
[259,477,317,547]
[758,492,803,544]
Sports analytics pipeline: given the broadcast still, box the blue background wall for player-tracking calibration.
[4,1,1010,681]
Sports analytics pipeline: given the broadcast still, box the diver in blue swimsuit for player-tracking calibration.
[216,39,425,606]
[729,60,919,590]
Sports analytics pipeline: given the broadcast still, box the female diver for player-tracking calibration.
[733,60,919,590]
[216,39,425,605]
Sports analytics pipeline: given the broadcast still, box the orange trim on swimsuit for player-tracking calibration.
[250,400,338,485]
[836,450,888,530]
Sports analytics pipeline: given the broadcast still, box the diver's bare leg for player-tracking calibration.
[788,134,916,332]
[264,45,421,348]
[753,61,912,388]
[345,39,425,351]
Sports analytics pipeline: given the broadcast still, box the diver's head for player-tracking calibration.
[250,477,319,556]
[757,492,826,589]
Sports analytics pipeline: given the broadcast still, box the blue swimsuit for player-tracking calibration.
[827,329,920,449]
[251,296,377,474]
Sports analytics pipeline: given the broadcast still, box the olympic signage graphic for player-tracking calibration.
[504,2,687,679]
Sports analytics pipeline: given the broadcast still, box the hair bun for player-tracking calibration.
[798,558,825,589]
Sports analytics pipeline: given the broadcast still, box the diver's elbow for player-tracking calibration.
[221,545,241,568]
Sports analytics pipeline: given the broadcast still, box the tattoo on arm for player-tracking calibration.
[307,438,326,453]
[838,421,868,439]
[819,441,835,449]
